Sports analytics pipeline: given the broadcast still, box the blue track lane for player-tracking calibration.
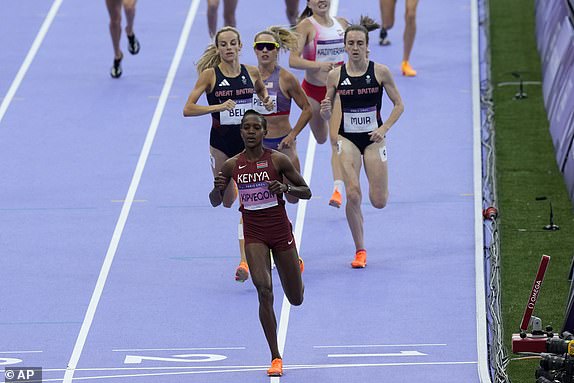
[0,1,483,382]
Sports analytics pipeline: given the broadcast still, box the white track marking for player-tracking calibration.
[328,351,427,358]
[41,361,477,381]
[314,343,447,348]
[273,4,340,383]
[471,0,492,381]
[112,347,245,352]
[0,350,43,354]
[124,354,226,364]
[0,0,63,125]
[62,1,201,382]
[275,134,316,352]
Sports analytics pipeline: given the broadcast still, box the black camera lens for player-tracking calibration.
[547,338,571,354]
[540,353,566,370]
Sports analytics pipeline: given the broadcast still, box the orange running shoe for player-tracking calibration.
[299,257,305,273]
[329,188,342,208]
[401,61,417,77]
[351,249,367,268]
[235,262,249,282]
[267,358,283,377]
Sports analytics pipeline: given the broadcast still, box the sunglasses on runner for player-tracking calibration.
[253,41,280,51]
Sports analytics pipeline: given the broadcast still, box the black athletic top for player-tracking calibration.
[337,61,383,136]
[206,64,255,129]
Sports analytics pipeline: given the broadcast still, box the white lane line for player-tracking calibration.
[275,134,317,356]
[50,367,267,382]
[471,0,491,381]
[314,343,447,348]
[0,350,43,354]
[40,361,478,381]
[112,347,245,352]
[62,1,202,382]
[328,351,427,358]
[0,0,63,126]
[44,366,263,371]
[273,4,340,383]
[273,85,316,383]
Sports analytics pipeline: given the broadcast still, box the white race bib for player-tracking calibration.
[239,182,279,210]
[316,38,345,63]
[220,99,252,125]
[343,106,378,133]
[252,94,277,115]
[380,145,388,162]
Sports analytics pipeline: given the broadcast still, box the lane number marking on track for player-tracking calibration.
[124,353,226,364]
[0,358,23,366]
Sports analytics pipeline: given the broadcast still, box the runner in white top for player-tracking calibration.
[289,0,349,208]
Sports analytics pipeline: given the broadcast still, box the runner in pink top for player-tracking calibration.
[289,0,349,209]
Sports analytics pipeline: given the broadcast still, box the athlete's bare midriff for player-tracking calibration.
[304,67,331,87]
[265,115,292,139]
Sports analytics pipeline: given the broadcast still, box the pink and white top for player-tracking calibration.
[302,16,346,65]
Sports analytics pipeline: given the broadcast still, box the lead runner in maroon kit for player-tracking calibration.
[211,109,311,377]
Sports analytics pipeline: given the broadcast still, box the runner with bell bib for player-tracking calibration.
[183,27,273,282]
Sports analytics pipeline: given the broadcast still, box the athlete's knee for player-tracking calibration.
[370,191,388,209]
[346,184,362,206]
[315,135,327,144]
[223,13,236,26]
[223,201,234,208]
[207,0,219,11]
[312,128,327,144]
[288,293,303,306]
[285,194,299,204]
[405,10,416,25]
[123,1,136,13]
[256,284,274,304]
[310,120,328,144]
[382,14,395,30]
[371,199,387,209]
[109,14,122,27]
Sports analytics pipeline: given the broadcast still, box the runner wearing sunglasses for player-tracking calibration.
[183,27,273,282]
[289,0,349,209]
[252,26,312,205]
[211,26,315,283]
